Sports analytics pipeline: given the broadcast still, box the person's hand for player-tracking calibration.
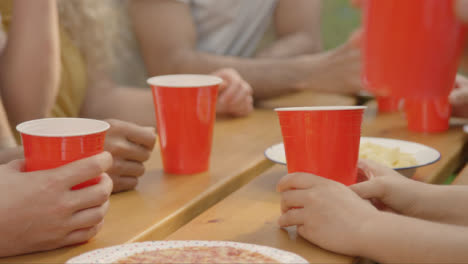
[296,32,363,95]
[351,159,431,217]
[0,152,113,257]
[277,173,378,256]
[104,119,156,193]
[212,68,254,117]
[451,75,468,118]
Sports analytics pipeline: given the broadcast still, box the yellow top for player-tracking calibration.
[0,0,88,120]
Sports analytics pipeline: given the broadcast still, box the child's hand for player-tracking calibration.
[277,173,378,256]
[352,159,431,217]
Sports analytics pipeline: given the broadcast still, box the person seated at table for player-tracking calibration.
[130,0,363,100]
[59,0,253,119]
[0,0,154,193]
[277,159,468,263]
[0,150,113,258]
[0,0,251,192]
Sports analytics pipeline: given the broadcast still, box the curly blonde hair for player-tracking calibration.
[58,0,148,86]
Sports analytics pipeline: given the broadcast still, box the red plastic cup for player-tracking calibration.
[16,118,110,190]
[377,96,403,113]
[362,0,468,98]
[276,106,367,186]
[405,97,451,133]
[148,74,222,175]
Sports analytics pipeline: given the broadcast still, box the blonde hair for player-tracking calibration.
[57,0,149,86]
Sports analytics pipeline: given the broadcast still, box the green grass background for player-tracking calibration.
[322,0,361,50]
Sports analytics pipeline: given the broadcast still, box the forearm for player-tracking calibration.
[255,32,322,59]
[360,212,468,263]
[148,50,313,100]
[412,185,468,226]
[81,81,155,127]
[0,0,60,127]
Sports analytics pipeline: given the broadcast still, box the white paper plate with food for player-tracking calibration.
[66,241,308,264]
[265,137,441,177]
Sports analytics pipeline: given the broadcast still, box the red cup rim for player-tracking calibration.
[275,106,367,112]
[16,118,110,137]
[147,74,223,88]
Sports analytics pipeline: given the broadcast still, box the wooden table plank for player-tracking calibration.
[453,163,468,185]
[165,114,468,264]
[166,165,352,264]
[2,94,356,263]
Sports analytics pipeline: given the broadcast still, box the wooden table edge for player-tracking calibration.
[127,159,275,243]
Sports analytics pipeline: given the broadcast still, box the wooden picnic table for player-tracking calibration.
[165,109,468,263]
[3,94,466,263]
[1,93,355,263]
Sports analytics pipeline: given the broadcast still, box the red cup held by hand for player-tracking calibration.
[17,118,110,190]
[276,106,366,186]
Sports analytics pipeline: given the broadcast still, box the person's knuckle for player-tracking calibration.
[108,141,127,156]
[134,164,146,177]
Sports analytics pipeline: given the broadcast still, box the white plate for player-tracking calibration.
[265,137,441,171]
[464,125,468,134]
[66,241,308,264]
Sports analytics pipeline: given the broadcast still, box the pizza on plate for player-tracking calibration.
[115,246,280,263]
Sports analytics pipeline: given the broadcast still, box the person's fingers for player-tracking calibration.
[108,159,145,178]
[62,221,104,246]
[278,208,305,227]
[6,159,26,172]
[277,173,326,192]
[125,126,156,150]
[112,176,138,193]
[211,69,234,94]
[69,173,113,211]
[106,139,151,163]
[357,159,395,178]
[218,83,241,106]
[229,81,253,107]
[280,190,307,213]
[349,180,382,200]
[455,0,468,23]
[107,119,156,150]
[69,201,110,230]
[50,152,113,188]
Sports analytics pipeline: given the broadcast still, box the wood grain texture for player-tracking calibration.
[3,96,466,263]
[166,165,352,264]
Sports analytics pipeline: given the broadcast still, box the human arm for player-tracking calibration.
[352,159,468,226]
[0,0,60,128]
[80,68,253,126]
[278,172,468,263]
[0,152,113,257]
[130,0,362,99]
[255,0,322,58]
